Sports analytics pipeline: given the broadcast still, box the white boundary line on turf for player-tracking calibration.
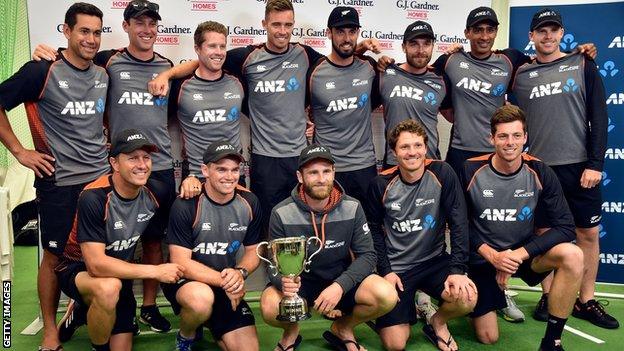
[564,325,605,344]
[508,285,624,300]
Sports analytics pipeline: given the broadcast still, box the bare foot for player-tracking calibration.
[430,314,458,351]
[330,322,367,351]
[274,325,300,351]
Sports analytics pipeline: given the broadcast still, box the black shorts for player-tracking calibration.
[162,279,255,340]
[445,147,488,177]
[376,254,450,329]
[250,154,299,237]
[56,261,137,334]
[468,260,550,317]
[143,168,176,240]
[298,277,360,315]
[35,180,89,256]
[334,165,378,206]
[535,162,602,228]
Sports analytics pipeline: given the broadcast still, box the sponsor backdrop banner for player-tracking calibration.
[26,0,487,180]
[510,0,624,283]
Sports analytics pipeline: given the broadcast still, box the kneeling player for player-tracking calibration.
[55,130,184,351]
[463,105,583,351]
[164,141,261,351]
[367,120,476,351]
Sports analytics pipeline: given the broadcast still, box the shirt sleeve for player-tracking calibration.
[432,54,449,76]
[364,176,392,276]
[460,161,487,252]
[165,197,196,249]
[334,203,376,293]
[93,49,116,68]
[583,57,608,172]
[301,44,324,65]
[501,48,532,91]
[167,76,187,117]
[223,46,252,80]
[438,163,469,274]
[0,60,50,111]
[76,190,107,244]
[522,162,576,257]
[241,191,262,246]
[362,55,382,109]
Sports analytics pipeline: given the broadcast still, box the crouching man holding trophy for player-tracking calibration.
[259,144,398,351]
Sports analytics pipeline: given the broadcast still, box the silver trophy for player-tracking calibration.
[256,236,322,322]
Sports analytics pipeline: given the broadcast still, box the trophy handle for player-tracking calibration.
[304,236,322,273]
[256,241,278,276]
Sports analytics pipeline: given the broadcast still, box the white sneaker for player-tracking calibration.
[416,300,438,324]
[498,290,525,323]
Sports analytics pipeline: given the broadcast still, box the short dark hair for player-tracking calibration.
[265,0,294,19]
[64,2,103,29]
[194,21,228,47]
[490,105,527,135]
[388,119,428,151]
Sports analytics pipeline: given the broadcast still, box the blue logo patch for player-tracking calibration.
[423,214,436,229]
[424,91,437,105]
[96,98,105,113]
[517,206,533,221]
[602,171,611,186]
[598,224,607,238]
[563,78,579,92]
[358,93,369,107]
[560,34,577,51]
[227,240,241,254]
[491,83,506,97]
[227,106,239,121]
[599,60,619,78]
[154,96,167,106]
[286,76,300,91]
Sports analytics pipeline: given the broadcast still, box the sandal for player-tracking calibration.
[276,334,302,351]
[322,330,361,351]
[422,324,458,351]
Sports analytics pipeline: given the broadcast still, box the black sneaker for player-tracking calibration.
[58,299,86,342]
[139,305,171,332]
[533,294,549,322]
[539,338,564,351]
[572,299,620,329]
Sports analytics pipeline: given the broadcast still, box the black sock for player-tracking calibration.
[91,342,111,351]
[544,314,567,344]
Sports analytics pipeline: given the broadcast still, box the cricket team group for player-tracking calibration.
[0,0,617,350]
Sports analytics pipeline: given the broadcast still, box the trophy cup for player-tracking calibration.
[256,236,322,322]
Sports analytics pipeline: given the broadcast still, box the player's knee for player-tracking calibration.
[259,287,281,321]
[558,244,584,277]
[368,277,399,313]
[179,286,214,316]
[92,278,122,310]
[456,294,477,314]
[381,334,407,351]
[476,328,499,344]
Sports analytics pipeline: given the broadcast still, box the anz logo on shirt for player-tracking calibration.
[117,91,167,106]
[253,76,300,93]
[193,240,241,255]
[326,93,369,112]
[529,78,579,100]
[106,234,141,252]
[456,77,506,97]
[192,107,239,123]
[388,85,438,106]
[391,215,436,233]
[479,206,532,222]
[61,98,105,115]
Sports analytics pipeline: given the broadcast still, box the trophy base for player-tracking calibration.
[276,312,311,323]
[276,295,311,322]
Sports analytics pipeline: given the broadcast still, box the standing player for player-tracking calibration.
[463,105,583,351]
[34,0,176,333]
[55,129,184,351]
[512,9,617,328]
[168,21,245,198]
[164,141,261,351]
[0,3,109,349]
[378,21,449,165]
[260,144,397,351]
[308,6,381,205]
[366,120,476,351]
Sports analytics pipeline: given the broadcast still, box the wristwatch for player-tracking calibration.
[236,267,249,279]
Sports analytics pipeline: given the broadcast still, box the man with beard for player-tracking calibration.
[167,21,246,197]
[55,129,185,351]
[34,0,177,334]
[260,144,397,351]
[512,9,616,329]
[366,120,476,351]
[379,21,450,167]
[462,105,582,351]
[0,3,110,349]
[308,6,381,206]
[149,0,378,238]
[164,141,261,351]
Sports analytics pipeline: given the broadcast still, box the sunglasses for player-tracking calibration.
[131,1,159,13]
